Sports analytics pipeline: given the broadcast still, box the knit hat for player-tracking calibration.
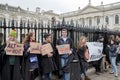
[9,29,17,37]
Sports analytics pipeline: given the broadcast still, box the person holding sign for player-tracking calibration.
[56,28,73,80]
[38,33,57,80]
[0,33,6,80]
[2,29,22,80]
[22,32,38,80]
[77,36,91,80]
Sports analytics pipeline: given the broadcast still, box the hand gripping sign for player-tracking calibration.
[56,44,70,55]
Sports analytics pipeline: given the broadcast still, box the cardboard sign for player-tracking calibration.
[41,43,53,56]
[57,44,70,55]
[6,42,23,56]
[30,42,41,54]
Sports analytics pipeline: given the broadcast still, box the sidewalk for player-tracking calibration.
[35,64,120,80]
[87,64,120,80]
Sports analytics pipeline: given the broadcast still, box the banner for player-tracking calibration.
[6,42,23,56]
[41,43,53,56]
[57,44,70,55]
[30,42,41,54]
[87,42,103,62]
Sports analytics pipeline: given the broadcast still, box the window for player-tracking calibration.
[115,15,119,24]
[97,17,100,25]
[105,16,109,24]
[82,18,85,25]
[89,17,92,26]
[80,18,85,25]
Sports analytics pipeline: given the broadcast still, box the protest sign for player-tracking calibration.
[57,44,70,55]
[6,42,23,56]
[41,43,53,55]
[30,42,41,54]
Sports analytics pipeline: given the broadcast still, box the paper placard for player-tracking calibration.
[6,42,23,56]
[30,42,41,54]
[41,43,53,56]
[57,44,70,55]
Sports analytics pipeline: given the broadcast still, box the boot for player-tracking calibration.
[84,76,91,80]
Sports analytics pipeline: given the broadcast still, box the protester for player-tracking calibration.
[2,29,22,80]
[115,35,120,65]
[22,32,38,80]
[56,28,73,80]
[92,36,104,75]
[108,37,118,77]
[0,33,6,80]
[77,36,91,80]
[38,33,57,80]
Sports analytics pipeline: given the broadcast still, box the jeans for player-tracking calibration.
[61,57,70,80]
[41,72,52,80]
[109,56,118,74]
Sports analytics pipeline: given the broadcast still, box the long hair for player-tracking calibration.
[22,32,34,44]
[77,36,87,50]
[0,33,3,45]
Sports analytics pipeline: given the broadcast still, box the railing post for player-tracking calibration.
[34,20,37,41]
[20,19,23,43]
[27,20,30,32]
[3,18,6,42]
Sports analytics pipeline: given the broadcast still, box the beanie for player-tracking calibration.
[9,29,17,37]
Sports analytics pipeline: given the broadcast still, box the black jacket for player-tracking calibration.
[2,43,22,80]
[56,37,73,50]
[0,43,6,80]
[38,42,57,74]
[22,41,38,80]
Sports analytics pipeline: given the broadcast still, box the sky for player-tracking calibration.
[0,0,120,14]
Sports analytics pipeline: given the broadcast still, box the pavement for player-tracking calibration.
[35,63,120,80]
[87,64,120,80]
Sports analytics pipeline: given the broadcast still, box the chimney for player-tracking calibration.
[78,7,80,10]
[27,8,29,11]
[36,7,40,13]
[101,1,103,5]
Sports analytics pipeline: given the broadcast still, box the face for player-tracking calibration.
[111,40,114,44]
[62,30,67,38]
[81,38,86,46]
[46,35,52,43]
[99,38,104,42]
[30,33,35,41]
[9,35,15,41]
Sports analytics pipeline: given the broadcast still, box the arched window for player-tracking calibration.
[105,16,109,24]
[115,15,119,24]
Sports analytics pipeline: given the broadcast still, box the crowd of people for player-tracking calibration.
[0,28,120,80]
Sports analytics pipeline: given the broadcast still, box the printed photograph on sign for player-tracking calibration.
[6,42,24,56]
[41,43,53,56]
[56,44,70,55]
[30,42,41,54]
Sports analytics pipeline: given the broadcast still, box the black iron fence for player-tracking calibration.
[0,18,120,47]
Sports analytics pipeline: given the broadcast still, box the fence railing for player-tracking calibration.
[0,18,120,47]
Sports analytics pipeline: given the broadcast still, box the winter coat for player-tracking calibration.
[2,43,22,80]
[38,42,57,74]
[22,41,38,80]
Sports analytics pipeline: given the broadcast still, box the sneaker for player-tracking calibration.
[109,72,114,74]
[115,73,118,77]
[95,72,100,75]
[84,76,91,80]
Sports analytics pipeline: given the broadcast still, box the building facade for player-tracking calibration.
[60,1,120,30]
[0,1,120,41]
